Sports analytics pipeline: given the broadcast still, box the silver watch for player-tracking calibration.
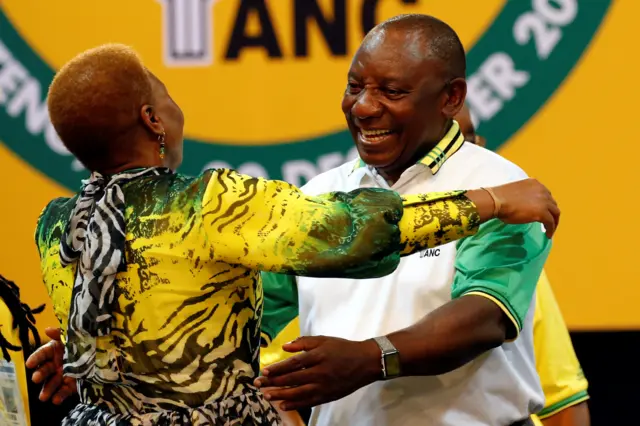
[373,336,401,379]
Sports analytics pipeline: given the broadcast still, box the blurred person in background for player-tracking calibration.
[0,275,77,426]
[455,104,590,426]
[0,274,41,425]
[256,15,553,426]
[27,42,557,425]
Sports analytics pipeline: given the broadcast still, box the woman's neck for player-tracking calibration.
[98,160,161,176]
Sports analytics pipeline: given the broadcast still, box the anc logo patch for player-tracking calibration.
[0,0,611,190]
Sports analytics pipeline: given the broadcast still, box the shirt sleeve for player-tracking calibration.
[451,219,551,340]
[260,318,302,371]
[260,272,299,345]
[534,270,590,419]
[201,169,480,278]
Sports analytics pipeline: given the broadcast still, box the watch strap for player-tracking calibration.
[373,336,396,354]
[373,336,401,379]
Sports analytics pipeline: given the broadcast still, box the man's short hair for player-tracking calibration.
[47,44,153,169]
[376,14,466,79]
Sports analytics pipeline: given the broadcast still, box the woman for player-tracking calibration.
[32,44,558,425]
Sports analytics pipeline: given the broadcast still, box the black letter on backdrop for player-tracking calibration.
[226,0,283,59]
[294,0,347,57]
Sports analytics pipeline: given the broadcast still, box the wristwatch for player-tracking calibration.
[373,336,402,380]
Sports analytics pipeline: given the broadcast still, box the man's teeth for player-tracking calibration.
[362,129,392,136]
[361,129,393,140]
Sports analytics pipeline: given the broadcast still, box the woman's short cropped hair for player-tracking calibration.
[47,44,153,169]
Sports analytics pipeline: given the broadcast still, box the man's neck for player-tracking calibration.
[374,120,454,185]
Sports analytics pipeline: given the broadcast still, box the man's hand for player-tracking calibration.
[254,336,380,411]
[260,387,307,426]
[25,327,77,405]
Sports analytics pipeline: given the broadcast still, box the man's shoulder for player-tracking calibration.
[301,159,359,194]
[445,143,528,186]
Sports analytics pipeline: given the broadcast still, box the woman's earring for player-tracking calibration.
[158,131,166,160]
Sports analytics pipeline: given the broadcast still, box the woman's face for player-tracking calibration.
[148,74,185,170]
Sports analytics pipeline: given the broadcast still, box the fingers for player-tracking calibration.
[541,210,556,238]
[26,341,56,369]
[540,190,559,238]
[261,351,318,378]
[549,202,561,231]
[256,368,316,389]
[52,385,74,405]
[39,373,63,402]
[31,361,57,384]
[281,336,323,353]
[262,384,320,410]
[281,341,305,353]
[44,327,62,341]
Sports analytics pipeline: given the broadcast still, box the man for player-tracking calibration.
[259,107,591,426]
[256,15,551,426]
[455,105,590,426]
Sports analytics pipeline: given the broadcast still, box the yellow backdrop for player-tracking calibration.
[0,0,638,331]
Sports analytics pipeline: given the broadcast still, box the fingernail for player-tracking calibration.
[264,393,271,401]
[281,403,288,411]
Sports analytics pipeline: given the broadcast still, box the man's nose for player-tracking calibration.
[351,89,383,120]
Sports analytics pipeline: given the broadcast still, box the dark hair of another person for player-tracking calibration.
[0,275,43,362]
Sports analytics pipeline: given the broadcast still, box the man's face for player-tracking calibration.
[341,28,465,177]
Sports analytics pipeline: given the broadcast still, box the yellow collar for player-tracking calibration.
[351,120,465,175]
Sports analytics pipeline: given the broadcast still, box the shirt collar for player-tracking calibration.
[350,120,465,176]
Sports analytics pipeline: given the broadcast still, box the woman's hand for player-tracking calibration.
[467,178,560,238]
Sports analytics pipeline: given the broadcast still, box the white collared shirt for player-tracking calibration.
[296,142,544,426]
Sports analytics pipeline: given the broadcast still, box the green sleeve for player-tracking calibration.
[451,219,551,340]
[260,272,299,345]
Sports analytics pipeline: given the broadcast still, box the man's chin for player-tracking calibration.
[358,154,398,170]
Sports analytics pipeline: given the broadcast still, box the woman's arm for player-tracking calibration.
[202,169,558,278]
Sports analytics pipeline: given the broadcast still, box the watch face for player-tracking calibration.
[385,352,402,378]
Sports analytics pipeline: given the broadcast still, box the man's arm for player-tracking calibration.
[369,219,550,376]
[540,403,590,426]
[255,219,550,409]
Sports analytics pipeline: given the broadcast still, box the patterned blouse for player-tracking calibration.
[35,168,479,425]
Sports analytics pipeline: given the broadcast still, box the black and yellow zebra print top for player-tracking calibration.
[34,168,479,415]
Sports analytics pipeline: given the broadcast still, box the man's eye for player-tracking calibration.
[385,88,404,98]
[346,82,361,94]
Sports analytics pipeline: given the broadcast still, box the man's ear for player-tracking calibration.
[442,78,467,118]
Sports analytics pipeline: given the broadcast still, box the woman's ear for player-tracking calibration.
[140,104,164,137]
